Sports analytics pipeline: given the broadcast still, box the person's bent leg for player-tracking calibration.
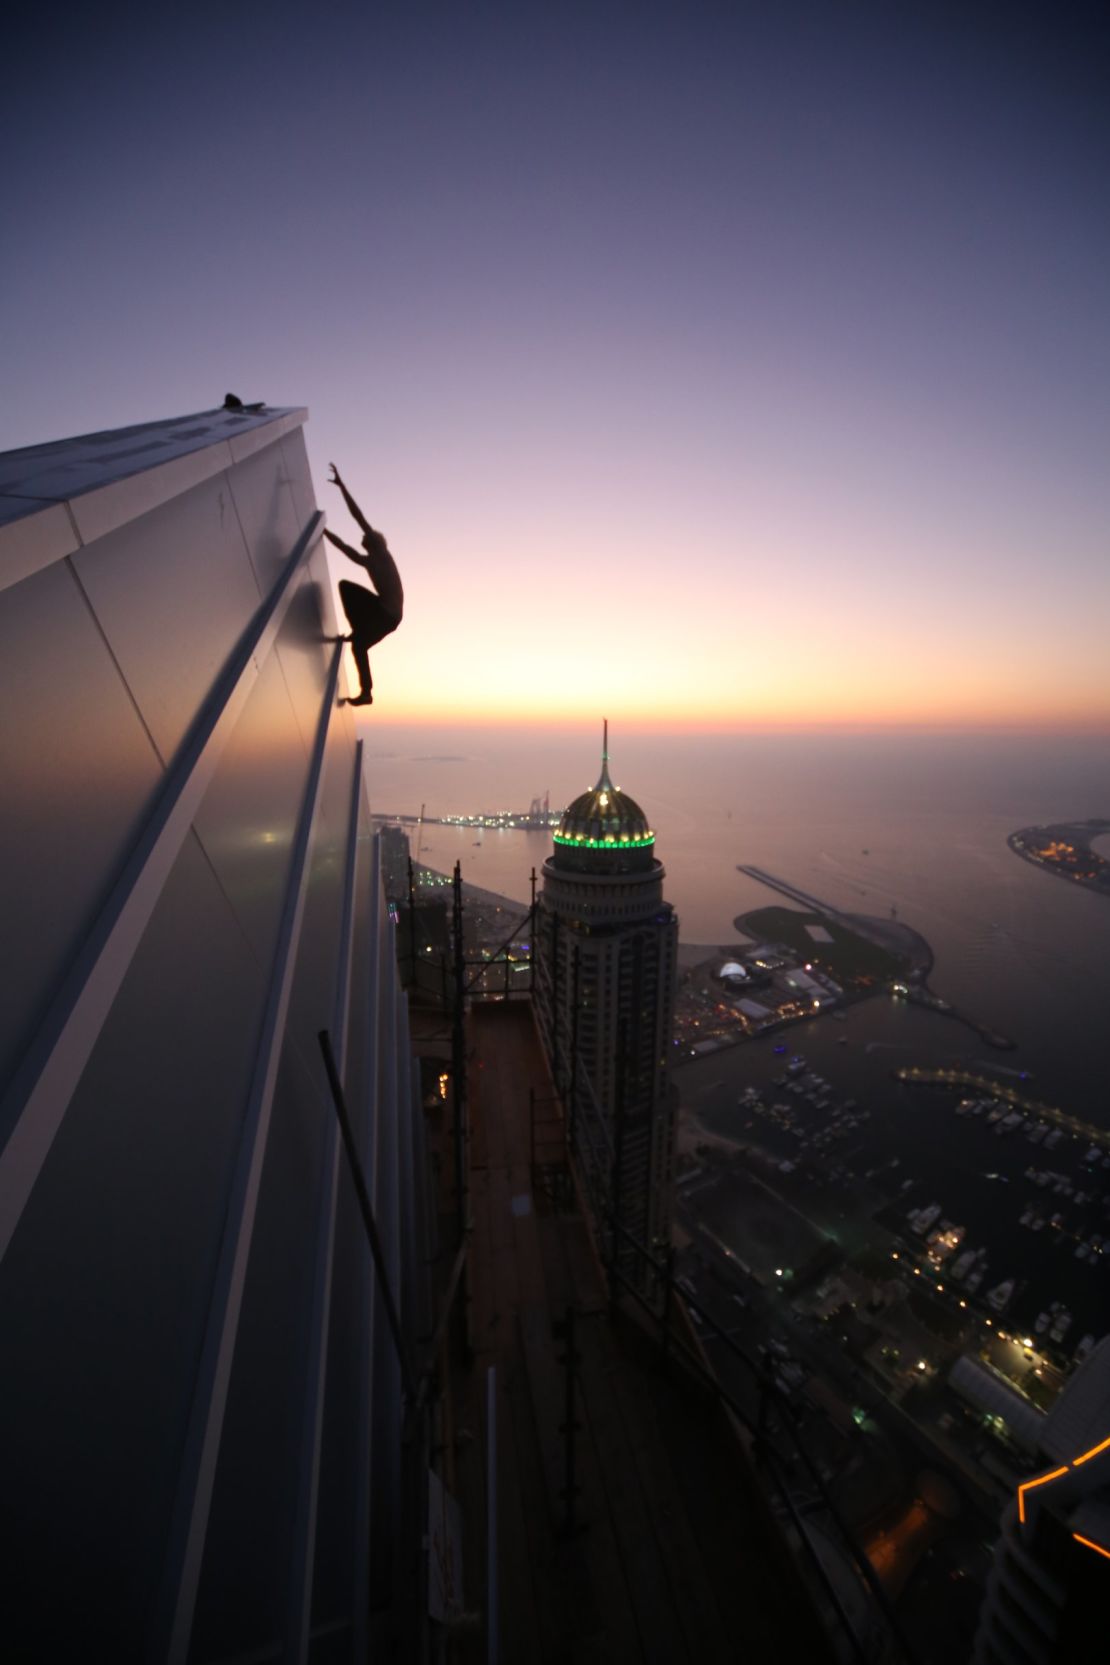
[338,585,399,705]
[348,636,374,704]
[338,580,364,633]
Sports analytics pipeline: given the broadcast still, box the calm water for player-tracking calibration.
[365,727,1110,1123]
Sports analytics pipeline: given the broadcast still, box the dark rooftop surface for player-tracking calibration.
[447,1001,836,1664]
[0,404,305,521]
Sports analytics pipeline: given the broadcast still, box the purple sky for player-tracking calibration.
[6,2,1109,726]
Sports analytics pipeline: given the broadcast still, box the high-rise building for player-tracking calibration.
[0,406,429,1662]
[378,820,412,902]
[533,725,678,1274]
[973,1339,1110,1665]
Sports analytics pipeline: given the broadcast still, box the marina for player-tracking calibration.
[678,1008,1110,1377]
[894,1066,1110,1149]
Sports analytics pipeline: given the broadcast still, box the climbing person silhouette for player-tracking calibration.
[324,464,403,706]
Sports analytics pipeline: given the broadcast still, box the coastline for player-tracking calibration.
[1007,819,1110,900]
[672,903,1015,1058]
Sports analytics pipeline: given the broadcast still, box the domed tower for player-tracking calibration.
[533,724,678,1280]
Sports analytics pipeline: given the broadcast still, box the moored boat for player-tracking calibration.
[986,1279,1015,1313]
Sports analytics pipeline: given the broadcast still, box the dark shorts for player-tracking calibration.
[339,581,402,647]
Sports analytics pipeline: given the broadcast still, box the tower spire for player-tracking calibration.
[598,717,613,790]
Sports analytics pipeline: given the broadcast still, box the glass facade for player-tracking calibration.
[0,409,423,1663]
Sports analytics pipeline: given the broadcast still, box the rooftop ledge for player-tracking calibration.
[0,404,308,594]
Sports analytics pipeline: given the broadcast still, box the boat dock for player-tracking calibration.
[895,1067,1110,1150]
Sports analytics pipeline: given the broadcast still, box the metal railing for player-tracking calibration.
[393,857,536,1006]
[534,1022,920,1665]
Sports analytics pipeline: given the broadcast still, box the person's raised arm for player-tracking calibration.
[328,463,372,538]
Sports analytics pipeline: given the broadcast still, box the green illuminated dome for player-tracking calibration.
[553,727,654,854]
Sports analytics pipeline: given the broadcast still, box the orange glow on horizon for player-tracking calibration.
[352,705,1110,735]
[326,535,1110,733]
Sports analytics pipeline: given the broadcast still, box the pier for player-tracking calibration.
[895,1067,1110,1150]
[374,806,563,832]
[737,865,1013,1048]
[737,864,852,920]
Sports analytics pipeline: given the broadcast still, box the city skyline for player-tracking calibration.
[5,4,1109,729]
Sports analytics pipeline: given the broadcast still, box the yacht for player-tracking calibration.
[965,1265,986,1294]
[986,1279,1015,1313]
[910,1202,942,1236]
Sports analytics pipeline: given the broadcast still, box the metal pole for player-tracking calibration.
[411,1235,469,1416]
[406,854,417,987]
[557,1304,580,1536]
[451,863,467,1239]
[318,1030,417,1402]
[529,1087,536,1180]
[451,864,472,1365]
[610,1016,628,1308]
[528,867,537,996]
[551,911,560,1097]
[486,1367,499,1665]
[570,946,580,1160]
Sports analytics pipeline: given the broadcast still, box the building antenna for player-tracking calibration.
[598,717,613,791]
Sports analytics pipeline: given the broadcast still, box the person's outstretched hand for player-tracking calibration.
[328,462,343,487]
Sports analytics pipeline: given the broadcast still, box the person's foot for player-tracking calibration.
[347,689,374,706]
[324,633,353,643]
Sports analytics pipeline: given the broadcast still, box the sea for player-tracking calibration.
[366,725,1110,1339]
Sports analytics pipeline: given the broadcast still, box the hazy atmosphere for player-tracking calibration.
[6,8,1110,1658]
[6,1,1109,728]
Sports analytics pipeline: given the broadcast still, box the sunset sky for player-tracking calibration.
[5,3,1108,728]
